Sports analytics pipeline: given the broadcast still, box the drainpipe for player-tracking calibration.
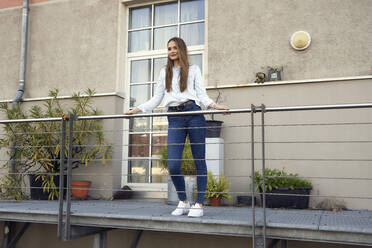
[10,0,30,174]
[13,0,29,107]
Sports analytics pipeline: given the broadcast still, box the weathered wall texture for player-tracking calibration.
[0,0,119,100]
[208,0,372,86]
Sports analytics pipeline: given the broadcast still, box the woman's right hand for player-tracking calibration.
[125,107,141,115]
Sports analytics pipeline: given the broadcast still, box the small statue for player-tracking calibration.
[255,72,266,84]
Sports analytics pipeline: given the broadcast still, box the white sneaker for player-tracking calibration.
[171,201,190,216]
[188,203,203,217]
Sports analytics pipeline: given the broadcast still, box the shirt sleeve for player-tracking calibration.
[137,68,165,113]
[193,65,214,108]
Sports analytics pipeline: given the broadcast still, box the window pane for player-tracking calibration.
[153,108,168,131]
[153,57,167,80]
[180,23,204,46]
[129,159,149,183]
[189,54,202,73]
[129,134,149,157]
[154,2,177,26]
[154,26,178,50]
[129,117,150,132]
[129,30,150,52]
[151,133,167,156]
[129,6,151,29]
[130,84,150,108]
[151,160,168,183]
[181,0,204,22]
[131,59,151,83]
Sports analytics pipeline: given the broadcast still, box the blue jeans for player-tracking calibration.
[167,102,207,204]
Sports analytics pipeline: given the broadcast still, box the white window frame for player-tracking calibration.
[122,0,207,192]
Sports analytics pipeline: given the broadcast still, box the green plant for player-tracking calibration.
[267,65,283,72]
[205,172,231,199]
[159,140,196,175]
[253,167,312,192]
[0,89,112,200]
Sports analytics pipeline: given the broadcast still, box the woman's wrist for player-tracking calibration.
[209,103,216,109]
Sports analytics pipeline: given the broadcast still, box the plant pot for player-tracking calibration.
[71,180,91,199]
[260,187,312,209]
[206,120,223,138]
[29,174,66,200]
[209,197,222,206]
[237,195,256,206]
[168,176,196,205]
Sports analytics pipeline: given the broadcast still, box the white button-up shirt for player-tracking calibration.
[138,65,214,113]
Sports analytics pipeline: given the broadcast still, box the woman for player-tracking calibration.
[125,37,229,217]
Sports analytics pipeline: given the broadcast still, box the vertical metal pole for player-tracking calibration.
[93,232,107,248]
[281,239,287,248]
[64,114,74,240]
[251,104,256,248]
[261,104,267,248]
[58,118,66,239]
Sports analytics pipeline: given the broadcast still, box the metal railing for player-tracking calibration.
[1,102,372,247]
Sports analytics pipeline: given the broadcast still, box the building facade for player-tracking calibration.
[1,0,372,247]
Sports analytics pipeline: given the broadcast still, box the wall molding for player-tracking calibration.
[0,92,125,103]
[206,75,372,90]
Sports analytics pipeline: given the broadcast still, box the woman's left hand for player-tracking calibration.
[209,103,229,110]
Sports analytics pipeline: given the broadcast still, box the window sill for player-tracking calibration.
[206,75,372,90]
[122,0,169,6]
[125,183,167,192]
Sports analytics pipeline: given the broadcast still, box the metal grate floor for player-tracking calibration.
[0,200,371,244]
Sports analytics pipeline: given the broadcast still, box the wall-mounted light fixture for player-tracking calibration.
[290,31,311,50]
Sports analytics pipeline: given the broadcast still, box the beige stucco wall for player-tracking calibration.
[0,0,119,100]
[0,222,367,248]
[209,78,372,210]
[208,0,372,86]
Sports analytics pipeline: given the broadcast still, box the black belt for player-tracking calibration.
[168,100,195,111]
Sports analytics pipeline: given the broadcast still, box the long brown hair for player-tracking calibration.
[165,37,189,92]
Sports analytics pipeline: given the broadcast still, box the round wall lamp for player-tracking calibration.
[290,31,311,50]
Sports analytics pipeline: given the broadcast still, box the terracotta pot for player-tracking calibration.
[209,197,222,206]
[71,180,91,199]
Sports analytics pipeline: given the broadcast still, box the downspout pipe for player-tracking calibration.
[10,0,30,176]
[12,0,29,107]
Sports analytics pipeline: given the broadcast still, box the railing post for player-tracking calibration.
[57,117,67,239]
[64,113,75,240]
[251,104,256,248]
[261,104,267,248]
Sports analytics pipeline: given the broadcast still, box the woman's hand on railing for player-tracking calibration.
[125,108,141,115]
[209,103,229,111]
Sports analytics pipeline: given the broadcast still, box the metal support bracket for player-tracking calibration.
[67,225,110,241]
[4,222,30,248]
[130,230,143,248]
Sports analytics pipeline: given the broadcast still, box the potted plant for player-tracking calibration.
[206,90,223,138]
[0,89,111,200]
[253,166,312,209]
[205,172,231,206]
[267,65,283,81]
[159,140,197,205]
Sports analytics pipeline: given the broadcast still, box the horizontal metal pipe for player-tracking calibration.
[265,102,372,112]
[2,102,372,124]
[0,117,62,124]
[76,108,249,120]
